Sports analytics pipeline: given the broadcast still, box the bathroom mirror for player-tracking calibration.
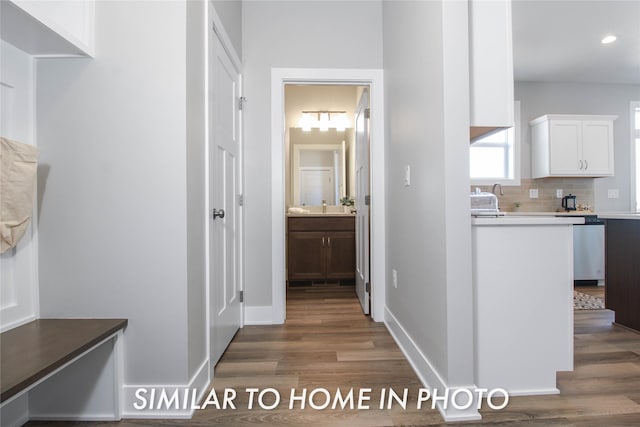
[288,128,352,206]
[284,84,364,209]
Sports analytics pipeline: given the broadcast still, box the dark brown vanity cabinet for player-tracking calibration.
[287,216,355,283]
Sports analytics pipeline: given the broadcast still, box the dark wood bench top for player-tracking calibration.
[1,318,127,402]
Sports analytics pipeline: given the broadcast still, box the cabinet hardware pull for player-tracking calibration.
[328,237,331,247]
[322,237,325,247]
[585,160,588,170]
[579,160,583,170]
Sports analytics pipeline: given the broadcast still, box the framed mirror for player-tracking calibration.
[289,128,351,206]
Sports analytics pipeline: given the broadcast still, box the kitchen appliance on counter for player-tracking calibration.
[561,214,605,286]
[561,194,577,211]
[470,191,501,216]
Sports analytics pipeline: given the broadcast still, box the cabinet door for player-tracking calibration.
[287,232,325,280]
[582,121,614,176]
[468,0,514,131]
[549,120,582,175]
[325,231,356,280]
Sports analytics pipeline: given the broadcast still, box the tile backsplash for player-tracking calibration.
[471,178,595,212]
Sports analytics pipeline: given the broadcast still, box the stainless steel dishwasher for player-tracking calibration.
[572,215,605,286]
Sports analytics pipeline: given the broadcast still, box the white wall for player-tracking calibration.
[210,0,241,59]
[0,41,39,331]
[186,0,208,381]
[242,0,383,307]
[36,0,193,393]
[515,82,640,212]
[382,0,476,420]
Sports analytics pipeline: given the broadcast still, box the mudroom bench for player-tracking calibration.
[0,318,127,426]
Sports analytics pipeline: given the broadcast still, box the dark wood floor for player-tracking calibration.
[27,284,640,426]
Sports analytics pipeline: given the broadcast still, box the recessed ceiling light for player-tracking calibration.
[601,34,617,44]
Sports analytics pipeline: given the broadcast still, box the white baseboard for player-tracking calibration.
[0,313,37,333]
[122,358,210,419]
[0,394,29,427]
[508,388,559,397]
[384,306,481,422]
[244,305,273,325]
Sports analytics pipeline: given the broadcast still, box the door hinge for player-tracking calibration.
[238,194,244,206]
[364,108,370,119]
[365,282,370,293]
[239,290,244,303]
[364,195,371,206]
[238,96,247,111]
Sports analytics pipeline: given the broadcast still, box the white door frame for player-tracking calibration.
[270,68,386,323]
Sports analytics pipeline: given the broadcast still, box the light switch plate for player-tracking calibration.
[404,166,411,187]
[392,269,398,288]
[608,189,620,199]
[556,189,563,198]
[529,189,539,199]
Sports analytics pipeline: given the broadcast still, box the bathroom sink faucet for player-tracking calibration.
[492,183,504,196]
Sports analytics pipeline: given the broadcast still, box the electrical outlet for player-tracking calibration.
[404,166,411,187]
[529,189,539,199]
[392,269,398,288]
[608,189,620,199]
[556,189,563,199]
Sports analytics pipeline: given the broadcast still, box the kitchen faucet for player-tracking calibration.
[492,183,504,196]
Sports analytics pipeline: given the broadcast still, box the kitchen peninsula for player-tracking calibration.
[599,213,640,332]
[471,215,584,395]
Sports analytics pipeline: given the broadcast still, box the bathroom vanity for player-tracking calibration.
[287,215,355,285]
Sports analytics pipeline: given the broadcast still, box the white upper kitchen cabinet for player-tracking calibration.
[530,115,617,178]
[469,0,515,141]
[0,0,94,57]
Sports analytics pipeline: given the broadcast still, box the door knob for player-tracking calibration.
[212,208,225,219]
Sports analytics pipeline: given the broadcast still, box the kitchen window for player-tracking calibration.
[470,101,521,186]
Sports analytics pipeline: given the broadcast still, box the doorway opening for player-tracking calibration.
[284,85,366,304]
[270,68,386,324]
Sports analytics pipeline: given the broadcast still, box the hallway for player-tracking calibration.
[203,285,436,425]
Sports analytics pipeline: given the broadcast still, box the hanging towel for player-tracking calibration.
[0,137,39,253]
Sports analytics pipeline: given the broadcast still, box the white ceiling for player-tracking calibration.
[512,0,640,84]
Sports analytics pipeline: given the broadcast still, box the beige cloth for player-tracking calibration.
[1,137,39,253]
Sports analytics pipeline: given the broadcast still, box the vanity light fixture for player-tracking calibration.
[601,34,617,44]
[298,112,314,131]
[297,111,351,131]
[319,112,330,131]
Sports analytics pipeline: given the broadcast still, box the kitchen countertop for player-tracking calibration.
[502,211,595,216]
[471,215,584,226]
[287,213,355,218]
[596,213,640,220]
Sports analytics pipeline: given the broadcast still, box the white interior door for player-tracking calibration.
[355,89,370,314]
[209,32,241,366]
